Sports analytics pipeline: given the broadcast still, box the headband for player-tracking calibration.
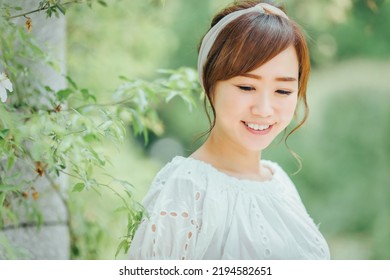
[197,3,289,90]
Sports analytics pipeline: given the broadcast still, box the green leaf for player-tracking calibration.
[124,189,133,200]
[56,4,66,15]
[72,182,85,192]
[165,90,179,103]
[0,192,6,207]
[115,239,129,258]
[142,127,149,145]
[0,185,18,192]
[44,86,54,93]
[83,133,98,142]
[89,149,106,165]
[6,155,15,171]
[114,178,135,190]
[66,76,78,89]
[0,129,9,139]
[97,0,108,7]
[56,88,73,101]
[71,243,80,257]
[118,75,131,81]
[80,88,97,102]
[98,120,113,131]
[38,1,47,9]
[129,109,144,135]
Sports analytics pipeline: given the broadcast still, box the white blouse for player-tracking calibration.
[129,156,330,260]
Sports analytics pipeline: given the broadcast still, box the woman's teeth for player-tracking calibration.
[245,122,270,131]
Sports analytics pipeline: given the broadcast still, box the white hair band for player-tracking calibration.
[197,3,289,90]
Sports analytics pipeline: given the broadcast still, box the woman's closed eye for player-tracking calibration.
[237,85,255,92]
[276,89,293,95]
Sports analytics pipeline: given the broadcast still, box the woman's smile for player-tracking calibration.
[242,121,274,135]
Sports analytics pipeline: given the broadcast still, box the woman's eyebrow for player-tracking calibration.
[275,76,297,82]
[240,73,297,82]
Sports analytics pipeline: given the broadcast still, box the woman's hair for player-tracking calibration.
[197,0,310,170]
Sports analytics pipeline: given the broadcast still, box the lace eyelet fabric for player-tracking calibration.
[129,156,330,260]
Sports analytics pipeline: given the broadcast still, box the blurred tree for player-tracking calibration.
[1,0,69,260]
[1,0,198,260]
[331,0,390,60]
[286,0,390,65]
[64,0,390,259]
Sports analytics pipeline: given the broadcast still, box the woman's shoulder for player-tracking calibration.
[261,159,303,197]
[152,156,208,187]
[142,156,208,207]
[260,159,287,179]
[261,159,292,181]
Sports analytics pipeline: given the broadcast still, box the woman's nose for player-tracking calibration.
[250,93,273,117]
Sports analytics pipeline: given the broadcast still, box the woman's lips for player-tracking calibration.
[242,121,273,135]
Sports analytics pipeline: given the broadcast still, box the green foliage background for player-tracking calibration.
[1,0,389,259]
[66,0,390,259]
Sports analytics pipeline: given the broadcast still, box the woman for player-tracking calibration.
[129,0,330,260]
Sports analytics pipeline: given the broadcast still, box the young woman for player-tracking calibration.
[129,0,330,260]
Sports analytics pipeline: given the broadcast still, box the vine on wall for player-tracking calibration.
[0,0,199,258]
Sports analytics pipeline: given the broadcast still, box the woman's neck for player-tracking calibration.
[190,132,272,181]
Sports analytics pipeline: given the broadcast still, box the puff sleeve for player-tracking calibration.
[129,173,204,260]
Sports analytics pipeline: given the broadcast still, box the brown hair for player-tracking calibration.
[198,0,310,170]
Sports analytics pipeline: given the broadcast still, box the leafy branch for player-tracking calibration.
[5,0,108,20]
[1,0,200,258]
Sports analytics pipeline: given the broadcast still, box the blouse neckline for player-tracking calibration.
[173,156,279,186]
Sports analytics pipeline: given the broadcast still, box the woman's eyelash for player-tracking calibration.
[237,86,293,95]
[238,86,255,91]
[276,89,292,95]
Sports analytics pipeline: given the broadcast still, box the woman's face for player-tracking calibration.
[211,45,299,152]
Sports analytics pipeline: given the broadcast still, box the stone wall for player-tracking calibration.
[0,0,69,260]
